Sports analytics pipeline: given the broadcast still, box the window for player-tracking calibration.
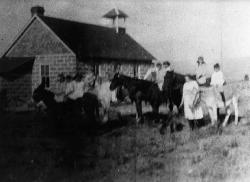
[41,65,50,88]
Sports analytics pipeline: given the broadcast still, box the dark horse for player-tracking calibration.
[162,71,208,112]
[162,71,185,111]
[32,80,100,125]
[110,73,164,123]
[159,71,187,134]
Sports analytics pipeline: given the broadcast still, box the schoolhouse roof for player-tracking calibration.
[39,15,154,61]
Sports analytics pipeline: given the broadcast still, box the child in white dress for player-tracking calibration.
[180,74,203,130]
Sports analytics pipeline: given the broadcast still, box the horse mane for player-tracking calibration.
[119,74,155,87]
[167,71,196,84]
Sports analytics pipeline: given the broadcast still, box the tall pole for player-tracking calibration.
[220,23,223,68]
[220,3,223,69]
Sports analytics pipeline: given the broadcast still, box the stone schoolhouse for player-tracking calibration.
[0,6,154,109]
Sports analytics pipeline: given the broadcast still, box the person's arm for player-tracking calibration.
[143,69,151,80]
[179,86,185,108]
[179,96,184,109]
[221,72,226,85]
[192,83,200,108]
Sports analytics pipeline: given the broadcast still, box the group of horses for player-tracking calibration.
[109,71,239,131]
[32,70,240,135]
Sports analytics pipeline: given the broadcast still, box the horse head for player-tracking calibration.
[32,80,55,105]
[110,73,123,91]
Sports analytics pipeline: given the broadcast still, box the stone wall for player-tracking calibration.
[77,61,148,80]
[97,62,151,80]
[98,63,115,79]
[120,63,136,77]
[32,54,76,92]
[76,62,94,76]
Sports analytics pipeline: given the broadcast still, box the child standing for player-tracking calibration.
[210,63,226,108]
[179,74,203,130]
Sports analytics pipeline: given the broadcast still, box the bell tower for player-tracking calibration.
[103,8,128,34]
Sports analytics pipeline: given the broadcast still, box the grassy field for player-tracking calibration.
[0,104,250,182]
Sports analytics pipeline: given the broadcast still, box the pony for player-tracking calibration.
[32,80,100,124]
[109,73,165,123]
[162,71,239,127]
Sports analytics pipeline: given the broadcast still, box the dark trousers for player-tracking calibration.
[188,118,203,130]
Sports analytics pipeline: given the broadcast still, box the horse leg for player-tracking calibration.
[208,105,217,126]
[135,92,143,124]
[232,97,239,126]
[152,104,159,124]
[222,108,231,127]
[135,101,143,124]
[169,99,174,113]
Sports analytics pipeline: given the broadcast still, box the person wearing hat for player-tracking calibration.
[195,56,208,86]
[54,73,66,102]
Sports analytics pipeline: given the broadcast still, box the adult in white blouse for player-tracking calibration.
[196,56,208,86]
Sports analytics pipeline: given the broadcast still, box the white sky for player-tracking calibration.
[1,0,250,79]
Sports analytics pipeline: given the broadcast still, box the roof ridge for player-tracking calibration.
[40,15,114,31]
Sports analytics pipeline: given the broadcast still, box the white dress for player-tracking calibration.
[183,81,203,120]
